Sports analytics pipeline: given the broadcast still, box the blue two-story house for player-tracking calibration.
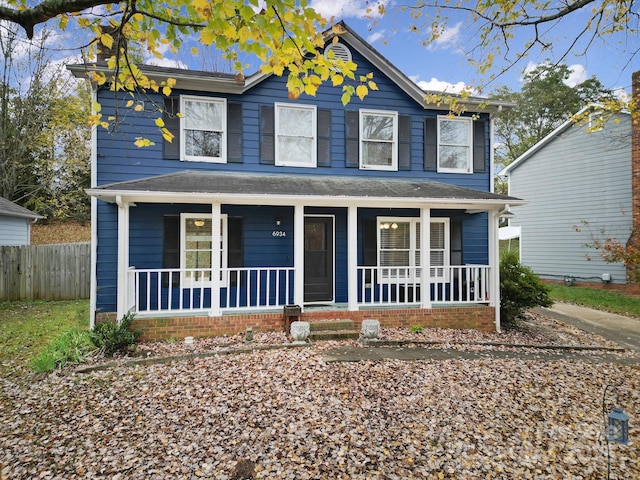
[69,23,522,340]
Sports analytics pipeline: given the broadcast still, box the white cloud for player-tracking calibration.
[427,22,463,52]
[145,57,188,69]
[523,61,588,87]
[367,30,385,44]
[414,77,471,94]
[309,0,389,20]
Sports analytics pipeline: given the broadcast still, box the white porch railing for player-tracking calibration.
[357,265,490,307]
[126,264,490,316]
[128,267,294,315]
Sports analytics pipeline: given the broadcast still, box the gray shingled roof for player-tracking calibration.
[91,171,520,203]
[0,196,42,219]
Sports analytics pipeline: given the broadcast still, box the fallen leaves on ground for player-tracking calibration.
[1,312,639,479]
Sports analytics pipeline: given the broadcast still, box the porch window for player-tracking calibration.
[275,103,317,167]
[181,213,228,286]
[360,110,398,170]
[181,96,227,163]
[438,116,472,173]
[377,217,449,280]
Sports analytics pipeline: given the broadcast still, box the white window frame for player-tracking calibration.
[377,217,449,281]
[360,109,398,171]
[275,102,317,168]
[180,213,228,287]
[180,95,227,163]
[437,115,472,173]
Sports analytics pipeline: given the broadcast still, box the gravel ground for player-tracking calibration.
[1,311,639,479]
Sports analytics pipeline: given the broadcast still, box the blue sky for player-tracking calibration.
[8,0,639,98]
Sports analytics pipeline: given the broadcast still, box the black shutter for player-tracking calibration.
[317,109,332,167]
[260,105,275,165]
[228,217,243,286]
[345,110,359,168]
[228,103,243,163]
[473,120,486,173]
[424,117,437,171]
[163,97,180,160]
[163,215,180,287]
[362,218,377,283]
[450,219,462,266]
[398,115,411,171]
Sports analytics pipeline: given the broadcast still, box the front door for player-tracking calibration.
[304,216,334,303]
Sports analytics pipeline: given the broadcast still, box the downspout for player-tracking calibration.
[489,105,502,194]
[89,87,98,330]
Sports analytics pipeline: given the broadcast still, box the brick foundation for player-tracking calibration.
[96,306,496,342]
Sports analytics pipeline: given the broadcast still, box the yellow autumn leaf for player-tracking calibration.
[92,101,102,112]
[200,28,215,46]
[162,86,172,96]
[304,83,317,96]
[162,129,175,143]
[100,33,114,49]
[356,84,368,100]
[134,103,144,112]
[126,100,134,107]
[155,117,165,128]
[332,74,344,87]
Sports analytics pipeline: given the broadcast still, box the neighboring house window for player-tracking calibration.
[438,116,472,173]
[180,213,228,286]
[360,110,398,170]
[275,103,317,167]
[377,217,449,280]
[180,96,227,163]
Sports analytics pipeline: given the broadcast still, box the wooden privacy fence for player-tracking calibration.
[0,243,90,301]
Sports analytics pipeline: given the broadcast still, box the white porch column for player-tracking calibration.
[347,206,358,311]
[209,203,222,316]
[115,195,129,322]
[420,207,431,309]
[293,204,305,309]
[489,208,501,332]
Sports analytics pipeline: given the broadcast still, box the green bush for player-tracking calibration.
[90,312,141,356]
[410,324,424,334]
[500,251,553,328]
[31,329,96,372]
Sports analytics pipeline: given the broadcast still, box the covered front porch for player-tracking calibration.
[88,171,522,335]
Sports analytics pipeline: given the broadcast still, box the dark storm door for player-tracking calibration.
[304,216,334,303]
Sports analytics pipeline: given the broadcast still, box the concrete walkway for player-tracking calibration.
[539,302,640,353]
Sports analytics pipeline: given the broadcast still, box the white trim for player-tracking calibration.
[437,115,473,174]
[275,102,317,168]
[294,205,305,308]
[180,95,227,163]
[359,109,398,171]
[89,88,98,329]
[209,204,222,316]
[116,196,129,321]
[420,208,431,308]
[489,208,501,332]
[347,206,358,311]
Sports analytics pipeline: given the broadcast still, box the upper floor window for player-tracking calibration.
[275,103,317,168]
[181,96,227,163]
[438,116,472,173]
[360,110,398,171]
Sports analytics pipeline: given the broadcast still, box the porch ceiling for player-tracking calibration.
[87,171,523,209]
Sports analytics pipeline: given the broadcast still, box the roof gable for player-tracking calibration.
[68,22,512,114]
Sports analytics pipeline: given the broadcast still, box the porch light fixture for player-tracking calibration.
[379,222,398,230]
[193,219,205,227]
[275,217,281,226]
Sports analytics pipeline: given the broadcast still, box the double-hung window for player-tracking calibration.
[360,110,398,170]
[438,116,472,173]
[275,103,317,167]
[180,213,228,286]
[181,96,227,163]
[377,217,449,281]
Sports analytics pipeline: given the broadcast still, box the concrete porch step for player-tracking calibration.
[308,319,359,341]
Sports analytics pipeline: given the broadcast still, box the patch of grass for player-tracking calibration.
[548,284,640,318]
[0,300,89,376]
[31,329,95,373]
[410,324,424,334]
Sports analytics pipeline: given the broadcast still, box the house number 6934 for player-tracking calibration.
[272,230,286,237]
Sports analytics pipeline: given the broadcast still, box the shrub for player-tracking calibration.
[31,329,96,372]
[90,312,141,356]
[410,324,424,334]
[500,251,553,328]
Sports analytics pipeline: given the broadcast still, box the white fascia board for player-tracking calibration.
[86,188,525,210]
